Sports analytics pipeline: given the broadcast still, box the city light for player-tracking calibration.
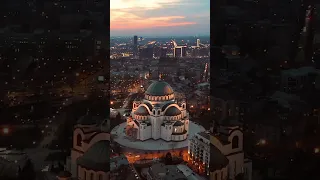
[257,139,267,146]
[2,127,9,135]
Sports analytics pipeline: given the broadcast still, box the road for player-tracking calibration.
[25,148,61,170]
[123,149,189,163]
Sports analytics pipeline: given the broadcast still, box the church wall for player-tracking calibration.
[73,128,85,152]
[225,130,243,155]
[139,125,152,141]
[71,128,85,177]
[160,126,168,140]
[171,134,187,141]
[145,126,152,139]
[184,119,190,132]
[71,149,83,177]
[150,115,162,140]
[226,152,244,180]
[244,159,252,180]
[78,166,109,180]
[210,167,228,180]
[173,125,184,134]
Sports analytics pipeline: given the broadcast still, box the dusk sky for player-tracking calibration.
[110,0,210,37]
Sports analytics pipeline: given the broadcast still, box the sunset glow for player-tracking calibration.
[110,0,210,36]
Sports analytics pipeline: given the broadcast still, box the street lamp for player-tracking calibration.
[2,127,9,135]
[257,139,267,146]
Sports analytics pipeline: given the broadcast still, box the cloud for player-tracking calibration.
[110,0,195,30]
[110,0,181,10]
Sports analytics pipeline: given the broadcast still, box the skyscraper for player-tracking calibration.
[133,35,138,57]
[174,46,186,57]
[133,35,138,46]
[197,39,200,47]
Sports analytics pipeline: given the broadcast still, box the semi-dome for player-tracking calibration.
[164,106,181,116]
[146,81,174,96]
[77,140,110,172]
[134,106,149,116]
[173,121,184,126]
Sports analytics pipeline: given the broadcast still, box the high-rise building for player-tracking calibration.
[160,47,168,57]
[133,35,138,57]
[197,39,200,47]
[139,47,153,59]
[133,35,138,46]
[174,46,186,57]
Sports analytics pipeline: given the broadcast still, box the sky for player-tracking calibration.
[110,0,210,37]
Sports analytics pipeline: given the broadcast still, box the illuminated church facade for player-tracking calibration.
[126,81,190,141]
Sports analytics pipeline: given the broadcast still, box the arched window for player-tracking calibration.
[232,136,239,149]
[84,171,87,180]
[99,174,103,180]
[221,171,224,180]
[90,173,94,180]
[215,173,218,180]
[76,134,82,146]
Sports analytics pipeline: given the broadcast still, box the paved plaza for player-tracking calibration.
[111,121,205,151]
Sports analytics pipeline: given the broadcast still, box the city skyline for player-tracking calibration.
[110,0,210,36]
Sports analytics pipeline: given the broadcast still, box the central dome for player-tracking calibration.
[146,81,174,96]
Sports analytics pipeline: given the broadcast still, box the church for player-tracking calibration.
[189,119,252,180]
[63,115,110,180]
[126,81,190,141]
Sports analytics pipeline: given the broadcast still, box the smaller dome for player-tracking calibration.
[134,106,149,116]
[164,106,181,116]
[77,140,110,172]
[173,121,184,126]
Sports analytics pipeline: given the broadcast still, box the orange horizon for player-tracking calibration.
[111,13,197,30]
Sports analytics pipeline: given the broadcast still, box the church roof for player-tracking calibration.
[134,106,149,116]
[57,171,72,178]
[146,81,174,96]
[161,101,175,111]
[144,102,153,110]
[209,145,229,172]
[77,140,110,172]
[173,121,184,126]
[77,115,104,125]
[164,106,181,116]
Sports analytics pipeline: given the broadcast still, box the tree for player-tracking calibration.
[165,152,172,165]
[19,159,36,180]
[116,113,121,122]
[235,173,244,180]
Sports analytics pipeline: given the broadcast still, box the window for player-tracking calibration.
[232,136,239,149]
[84,171,87,180]
[221,171,224,180]
[215,173,218,180]
[90,173,94,180]
[77,134,82,146]
[234,161,237,175]
[99,174,103,180]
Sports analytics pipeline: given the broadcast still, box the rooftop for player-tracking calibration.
[146,81,174,96]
